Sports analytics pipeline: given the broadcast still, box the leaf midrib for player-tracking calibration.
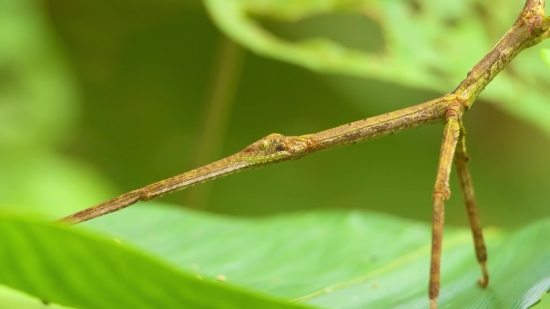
[291,227,503,303]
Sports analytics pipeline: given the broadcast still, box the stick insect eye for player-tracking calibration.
[259,140,269,150]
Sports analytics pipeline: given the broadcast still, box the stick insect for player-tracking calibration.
[58,2,550,308]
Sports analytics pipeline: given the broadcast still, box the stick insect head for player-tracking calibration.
[241,133,312,164]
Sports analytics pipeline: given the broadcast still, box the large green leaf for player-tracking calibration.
[0,285,70,309]
[80,203,550,309]
[0,213,313,309]
[203,0,550,137]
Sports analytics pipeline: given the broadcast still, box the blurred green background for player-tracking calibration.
[1,0,550,307]
[2,0,550,227]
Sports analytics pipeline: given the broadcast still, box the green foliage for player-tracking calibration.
[0,0,115,218]
[0,0,77,148]
[204,0,550,137]
[1,204,550,308]
[543,49,550,68]
[2,1,550,308]
[0,211,313,309]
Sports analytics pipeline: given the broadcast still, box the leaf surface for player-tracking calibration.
[84,203,550,309]
[0,213,314,309]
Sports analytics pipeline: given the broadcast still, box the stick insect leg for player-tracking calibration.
[455,131,489,287]
[429,112,461,309]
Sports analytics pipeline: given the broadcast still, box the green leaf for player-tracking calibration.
[542,49,550,69]
[203,0,550,138]
[0,285,71,309]
[83,203,550,309]
[0,213,314,309]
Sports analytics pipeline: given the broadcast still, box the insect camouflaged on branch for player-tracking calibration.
[58,1,550,308]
